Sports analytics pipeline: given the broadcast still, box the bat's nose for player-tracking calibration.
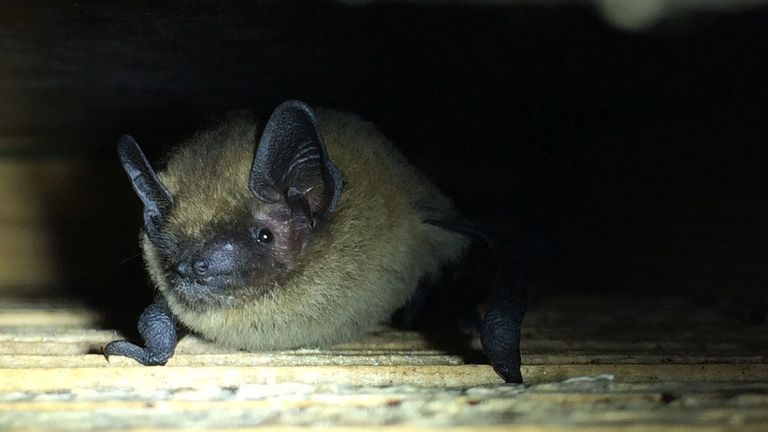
[174,259,210,278]
[174,241,237,283]
[175,261,191,278]
[192,259,209,275]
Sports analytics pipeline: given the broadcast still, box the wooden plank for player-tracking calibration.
[0,330,764,365]
[2,374,768,428]
[1,352,766,369]
[0,309,102,328]
[76,428,768,432]
[0,295,766,430]
[0,329,119,355]
[523,363,768,383]
[2,389,768,431]
[2,294,765,339]
[2,400,767,426]
[0,296,764,364]
[0,353,466,368]
[29,427,768,432]
[0,365,505,391]
[0,427,543,432]
[1,327,765,354]
[0,363,766,393]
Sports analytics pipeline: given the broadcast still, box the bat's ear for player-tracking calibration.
[117,135,173,240]
[249,100,343,222]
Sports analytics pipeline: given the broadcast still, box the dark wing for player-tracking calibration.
[423,218,528,384]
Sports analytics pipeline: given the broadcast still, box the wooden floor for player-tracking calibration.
[0,293,766,431]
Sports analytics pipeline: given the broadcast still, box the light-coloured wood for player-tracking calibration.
[0,295,767,430]
[0,353,467,368]
[0,308,101,328]
[3,399,768,430]
[0,364,505,391]
[2,352,766,369]
[0,362,766,393]
[1,327,761,354]
[0,327,764,365]
[20,426,768,432]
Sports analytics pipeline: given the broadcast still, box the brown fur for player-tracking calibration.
[142,109,469,350]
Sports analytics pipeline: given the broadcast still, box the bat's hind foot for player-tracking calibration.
[103,302,179,366]
[103,339,172,366]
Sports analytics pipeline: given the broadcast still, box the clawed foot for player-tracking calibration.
[103,339,172,366]
[103,302,179,366]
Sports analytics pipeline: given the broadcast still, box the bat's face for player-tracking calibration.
[144,199,313,311]
[119,101,342,312]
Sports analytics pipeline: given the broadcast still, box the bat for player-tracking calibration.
[104,100,526,383]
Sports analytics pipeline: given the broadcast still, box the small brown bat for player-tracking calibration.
[104,101,526,383]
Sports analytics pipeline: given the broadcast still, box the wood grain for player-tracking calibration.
[1,294,767,430]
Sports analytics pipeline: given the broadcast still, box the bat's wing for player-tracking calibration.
[423,218,528,384]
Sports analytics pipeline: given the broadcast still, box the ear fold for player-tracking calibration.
[117,135,173,239]
[249,100,343,221]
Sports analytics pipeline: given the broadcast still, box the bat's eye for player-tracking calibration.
[251,227,274,244]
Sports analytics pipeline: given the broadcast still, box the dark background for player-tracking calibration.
[1,1,766,323]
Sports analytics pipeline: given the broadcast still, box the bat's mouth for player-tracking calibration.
[168,275,239,311]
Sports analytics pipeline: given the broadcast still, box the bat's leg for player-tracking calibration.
[480,282,527,384]
[103,301,180,366]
